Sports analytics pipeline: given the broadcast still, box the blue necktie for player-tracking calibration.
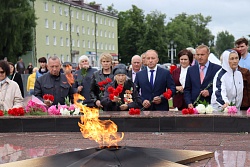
[150,70,155,87]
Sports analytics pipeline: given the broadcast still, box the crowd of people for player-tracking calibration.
[0,37,249,113]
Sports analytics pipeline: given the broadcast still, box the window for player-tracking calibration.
[61,55,64,62]
[100,43,103,50]
[60,22,63,30]
[82,26,85,34]
[52,5,55,13]
[88,40,90,48]
[91,15,94,22]
[53,21,56,29]
[96,17,98,24]
[76,26,79,33]
[108,20,111,26]
[64,8,68,16]
[112,32,115,38]
[45,19,49,28]
[53,36,57,45]
[59,7,62,15]
[112,44,115,50]
[66,38,69,46]
[92,28,95,35]
[71,10,74,17]
[76,11,79,19]
[100,30,102,37]
[77,40,80,47]
[60,37,63,46]
[100,18,102,24]
[82,12,84,20]
[82,40,85,48]
[112,20,114,27]
[92,41,95,49]
[44,2,48,11]
[87,27,90,35]
[72,39,75,47]
[87,14,89,21]
[97,42,99,49]
[46,36,49,45]
[104,31,107,37]
[71,24,74,32]
[66,23,69,31]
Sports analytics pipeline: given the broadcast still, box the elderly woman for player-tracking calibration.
[171,49,193,110]
[90,53,114,110]
[211,49,243,110]
[0,60,23,111]
[73,55,97,107]
[101,64,142,111]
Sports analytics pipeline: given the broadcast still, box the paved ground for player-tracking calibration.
[1,132,250,166]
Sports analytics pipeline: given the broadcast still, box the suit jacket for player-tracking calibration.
[171,67,187,110]
[184,61,221,105]
[134,66,176,111]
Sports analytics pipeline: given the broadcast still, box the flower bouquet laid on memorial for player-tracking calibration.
[129,108,140,115]
[221,102,237,114]
[25,95,48,115]
[181,108,198,115]
[195,100,213,114]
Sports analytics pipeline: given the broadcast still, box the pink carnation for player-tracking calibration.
[193,108,198,114]
[227,106,237,114]
[247,108,250,114]
[68,105,75,111]
[47,105,60,115]
[58,105,68,111]
[25,100,47,113]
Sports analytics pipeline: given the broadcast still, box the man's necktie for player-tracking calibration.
[150,70,155,87]
[200,66,205,84]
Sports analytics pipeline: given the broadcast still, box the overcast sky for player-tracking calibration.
[93,0,250,40]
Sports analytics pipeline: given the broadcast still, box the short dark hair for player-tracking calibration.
[177,49,193,65]
[235,37,248,46]
[0,60,10,76]
[38,57,47,63]
[8,62,16,72]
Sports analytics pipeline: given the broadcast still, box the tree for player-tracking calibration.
[215,31,235,56]
[106,3,118,15]
[118,5,146,64]
[138,11,168,63]
[0,0,36,62]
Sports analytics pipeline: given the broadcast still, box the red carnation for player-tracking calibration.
[170,65,177,74]
[109,94,115,100]
[116,85,123,93]
[113,90,119,96]
[163,89,172,99]
[106,78,112,83]
[188,108,195,114]
[0,110,4,116]
[129,108,140,115]
[98,81,104,87]
[108,86,115,94]
[99,87,105,91]
[43,94,54,102]
[182,108,189,115]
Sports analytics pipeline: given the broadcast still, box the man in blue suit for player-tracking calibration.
[134,49,176,111]
[184,45,221,108]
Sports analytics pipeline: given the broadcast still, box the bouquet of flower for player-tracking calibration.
[47,104,80,115]
[247,108,250,114]
[8,107,25,116]
[25,95,47,115]
[107,84,123,102]
[0,110,4,116]
[182,108,198,115]
[129,108,140,115]
[98,78,112,97]
[195,100,213,114]
[222,102,237,113]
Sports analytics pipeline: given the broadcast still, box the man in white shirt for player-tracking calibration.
[128,55,142,82]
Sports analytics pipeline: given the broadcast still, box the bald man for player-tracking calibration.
[128,55,142,82]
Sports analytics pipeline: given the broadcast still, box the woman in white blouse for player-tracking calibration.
[171,49,193,110]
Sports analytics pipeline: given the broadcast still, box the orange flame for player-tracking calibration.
[74,94,124,147]
[65,65,74,86]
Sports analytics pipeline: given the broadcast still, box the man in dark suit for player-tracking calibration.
[184,45,221,108]
[134,49,176,111]
[128,55,142,82]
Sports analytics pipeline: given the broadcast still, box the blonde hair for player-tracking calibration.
[100,53,113,63]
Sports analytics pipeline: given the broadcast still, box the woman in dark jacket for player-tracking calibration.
[8,62,24,97]
[90,53,114,110]
[171,49,193,110]
[101,64,142,111]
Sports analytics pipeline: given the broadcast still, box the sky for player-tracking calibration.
[92,0,250,41]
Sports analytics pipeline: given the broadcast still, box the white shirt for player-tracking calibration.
[179,66,189,88]
[147,66,157,84]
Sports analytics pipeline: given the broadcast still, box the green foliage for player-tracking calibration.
[0,0,36,62]
[215,31,235,56]
[25,111,48,116]
[107,3,118,15]
[65,96,71,106]
[198,99,209,107]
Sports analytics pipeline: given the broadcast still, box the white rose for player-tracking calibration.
[73,108,80,115]
[223,107,228,113]
[196,104,206,114]
[205,105,213,114]
[60,108,70,115]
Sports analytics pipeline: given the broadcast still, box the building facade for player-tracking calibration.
[33,0,118,67]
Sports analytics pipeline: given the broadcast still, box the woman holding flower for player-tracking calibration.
[211,49,243,110]
[0,60,23,111]
[101,64,142,111]
[90,53,114,110]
